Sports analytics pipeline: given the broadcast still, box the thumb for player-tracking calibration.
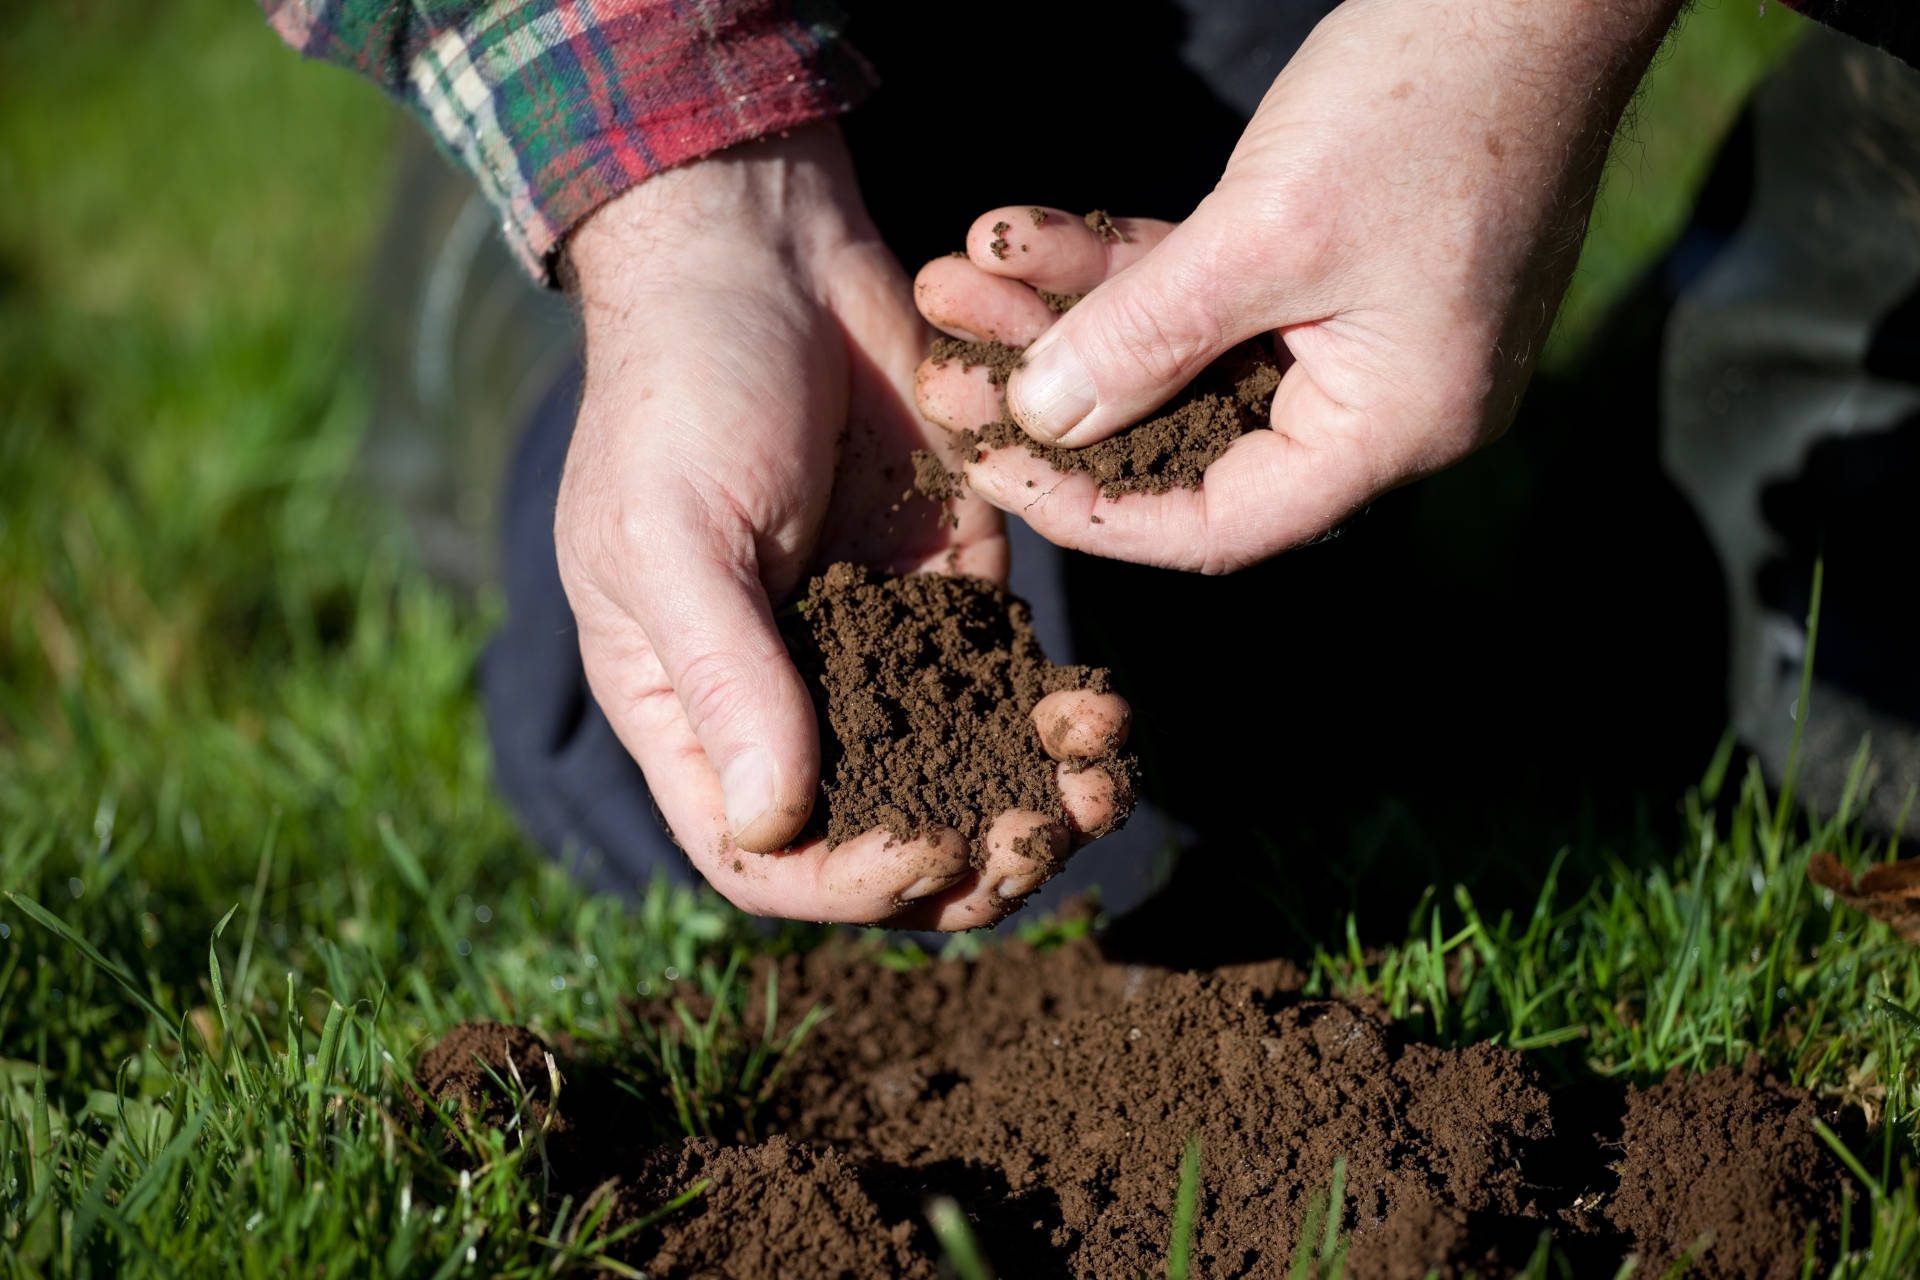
[629,547,821,854]
[1004,217,1255,449]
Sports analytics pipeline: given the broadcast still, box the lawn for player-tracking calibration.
[3,0,1916,1275]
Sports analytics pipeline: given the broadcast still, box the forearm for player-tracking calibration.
[260,0,875,282]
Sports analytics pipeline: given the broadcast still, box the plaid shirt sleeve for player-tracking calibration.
[1780,0,1920,65]
[261,0,877,283]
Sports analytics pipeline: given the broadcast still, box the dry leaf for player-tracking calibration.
[1808,851,1920,942]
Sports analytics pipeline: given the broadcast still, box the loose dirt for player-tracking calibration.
[781,563,1134,860]
[924,337,1282,498]
[417,1020,558,1138]
[989,220,1013,260]
[1084,208,1126,243]
[417,938,1859,1278]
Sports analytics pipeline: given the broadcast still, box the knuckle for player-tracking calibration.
[1088,283,1221,388]
[552,431,627,589]
[1197,544,1251,577]
[673,647,759,739]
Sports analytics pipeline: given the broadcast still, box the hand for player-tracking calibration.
[555,125,1128,930]
[914,0,1680,573]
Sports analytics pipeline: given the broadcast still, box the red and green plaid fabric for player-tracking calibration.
[261,0,874,282]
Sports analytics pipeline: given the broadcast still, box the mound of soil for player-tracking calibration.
[620,1136,932,1279]
[924,338,1281,497]
[1604,1060,1856,1280]
[416,939,1859,1278]
[782,563,1134,858]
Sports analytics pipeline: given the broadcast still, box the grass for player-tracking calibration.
[3,0,1915,1275]
[1165,1135,1203,1280]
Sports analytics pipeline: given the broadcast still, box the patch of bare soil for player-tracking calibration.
[416,940,1857,1278]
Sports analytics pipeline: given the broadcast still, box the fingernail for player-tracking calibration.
[1009,338,1095,443]
[899,872,964,902]
[993,876,1036,900]
[720,748,778,839]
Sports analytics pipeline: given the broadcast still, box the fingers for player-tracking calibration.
[982,811,1070,900]
[1058,764,1123,842]
[1003,216,1253,450]
[915,356,1006,435]
[914,254,1056,346]
[911,211,1180,355]
[964,207,1175,294]
[715,826,974,924]
[1031,688,1131,760]
[607,534,822,854]
[875,681,1130,930]
[579,638,980,924]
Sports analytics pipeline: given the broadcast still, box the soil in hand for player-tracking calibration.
[418,938,1860,1279]
[926,337,1282,498]
[781,563,1134,860]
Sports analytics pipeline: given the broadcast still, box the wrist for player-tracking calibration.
[1469,0,1684,94]
[565,122,871,306]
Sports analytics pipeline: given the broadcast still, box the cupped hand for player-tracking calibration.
[914,0,1680,573]
[556,125,1128,930]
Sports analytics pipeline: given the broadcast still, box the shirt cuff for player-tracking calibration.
[405,0,877,284]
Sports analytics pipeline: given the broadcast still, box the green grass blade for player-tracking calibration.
[1167,1134,1203,1280]
[28,1068,52,1200]
[6,892,174,1027]
[1812,1117,1882,1200]
[927,1196,994,1280]
[1320,1157,1347,1260]
[307,998,347,1159]
[67,1132,120,1262]
[1772,558,1823,843]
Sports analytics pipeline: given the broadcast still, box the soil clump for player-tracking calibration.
[924,338,1282,497]
[417,939,1860,1278]
[781,563,1134,860]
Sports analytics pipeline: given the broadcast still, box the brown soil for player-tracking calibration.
[1603,1060,1857,1280]
[781,563,1134,860]
[926,337,1282,497]
[910,447,962,509]
[620,1136,933,1279]
[928,335,1023,386]
[417,939,1859,1279]
[417,1020,558,1136]
[1084,208,1126,242]
[989,219,1012,260]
